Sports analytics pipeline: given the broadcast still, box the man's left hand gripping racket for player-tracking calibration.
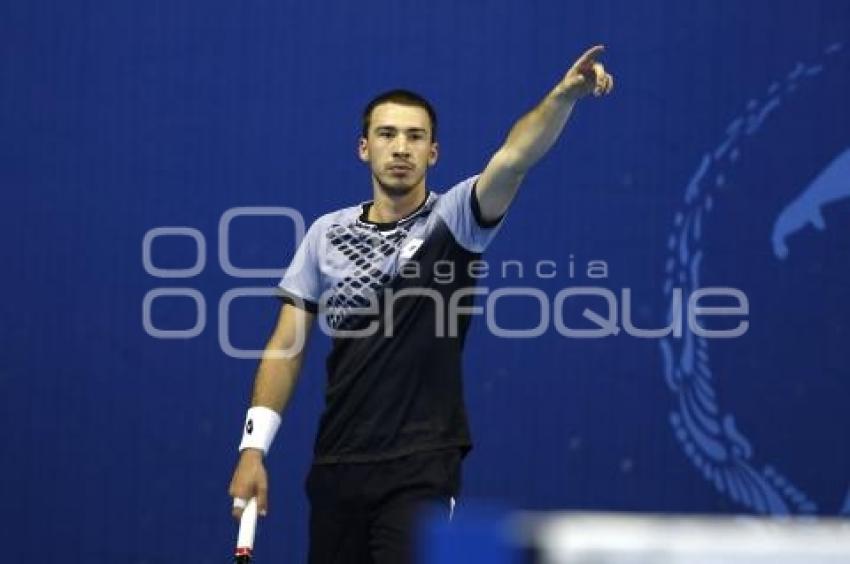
[234,497,258,563]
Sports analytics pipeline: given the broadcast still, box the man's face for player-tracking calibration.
[359,102,438,195]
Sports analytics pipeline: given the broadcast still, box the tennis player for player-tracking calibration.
[229,45,613,563]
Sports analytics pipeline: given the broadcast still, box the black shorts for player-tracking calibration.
[305,448,463,564]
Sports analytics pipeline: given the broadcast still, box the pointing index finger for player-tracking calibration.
[576,44,605,69]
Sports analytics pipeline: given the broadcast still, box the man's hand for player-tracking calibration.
[556,45,614,100]
[228,449,269,519]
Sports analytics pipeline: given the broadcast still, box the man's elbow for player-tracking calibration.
[266,306,314,360]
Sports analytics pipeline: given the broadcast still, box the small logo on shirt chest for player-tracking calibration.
[400,238,424,259]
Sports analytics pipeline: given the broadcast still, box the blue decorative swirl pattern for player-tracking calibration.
[660,42,846,515]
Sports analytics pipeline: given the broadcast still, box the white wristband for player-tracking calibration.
[238,406,281,456]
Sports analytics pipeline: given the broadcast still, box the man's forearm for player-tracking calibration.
[231,324,306,514]
[249,351,305,413]
[248,304,313,414]
[498,87,578,174]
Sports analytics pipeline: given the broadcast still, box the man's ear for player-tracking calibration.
[428,141,439,167]
[358,137,369,162]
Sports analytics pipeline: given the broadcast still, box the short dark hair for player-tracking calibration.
[361,89,438,142]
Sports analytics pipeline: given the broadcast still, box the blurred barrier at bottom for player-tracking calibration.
[417,503,850,564]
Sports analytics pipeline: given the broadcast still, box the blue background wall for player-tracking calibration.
[2,0,849,561]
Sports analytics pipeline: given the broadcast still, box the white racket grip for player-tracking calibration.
[236,497,258,553]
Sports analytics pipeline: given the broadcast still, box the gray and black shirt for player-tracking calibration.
[278,174,507,464]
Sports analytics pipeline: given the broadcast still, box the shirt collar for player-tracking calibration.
[357,191,435,231]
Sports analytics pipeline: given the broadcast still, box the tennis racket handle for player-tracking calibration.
[234,497,258,562]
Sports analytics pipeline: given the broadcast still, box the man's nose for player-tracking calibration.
[392,136,410,157]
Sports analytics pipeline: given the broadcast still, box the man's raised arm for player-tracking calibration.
[228,302,315,519]
[475,45,614,223]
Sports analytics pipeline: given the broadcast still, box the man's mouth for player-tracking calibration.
[387,164,413,175]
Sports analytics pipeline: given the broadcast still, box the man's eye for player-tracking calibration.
[410,134,424,141]
[378,131,393,138]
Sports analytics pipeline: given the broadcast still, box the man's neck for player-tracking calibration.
[368,179,428,224]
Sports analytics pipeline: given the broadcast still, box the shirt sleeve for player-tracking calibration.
[276,218,323,313]
[436,174,508,253]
